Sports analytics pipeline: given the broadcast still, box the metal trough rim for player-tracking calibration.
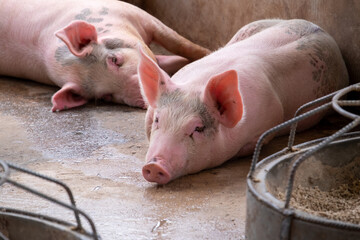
[247,132,360,232]
[0,208,92,240]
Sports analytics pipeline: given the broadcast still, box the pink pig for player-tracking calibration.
[138,19,349,184]
[0,0,209,111]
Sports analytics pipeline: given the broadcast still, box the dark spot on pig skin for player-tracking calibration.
[75,8,92,20]
[87,17,104,23]
[82,53,98,65]
[74,8,104,23]
[105,24,113,27]
[231,20,283,43]
[97,27,104,32]
[99,7,109,15]
[235,23,269,41]
[55,45,75,66]
[292,20,346,97]
[80,76,95,99]
[104,38,125,50]
[55,43,101,67]
[282,20,324,38]
[103,38,134,49]
[312,26,324,34]
[160,81,165,85]
[56,41,102,66]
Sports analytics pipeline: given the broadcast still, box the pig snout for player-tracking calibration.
[142,157,171,185]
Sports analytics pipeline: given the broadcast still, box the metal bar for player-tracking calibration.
[280,209,295,240]
[336,100,360,107]
[0,160,100,240]
[7,162,83,230]
[0,161,9,187]
[0,231,9,240]
[332,83,360,120]
[6,179,99,240]
[250,83,360,178]
[249,102,332,178]
[287,91,338,149]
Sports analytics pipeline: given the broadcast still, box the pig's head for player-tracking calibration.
[51,20,156,111]
[138,48,243,184]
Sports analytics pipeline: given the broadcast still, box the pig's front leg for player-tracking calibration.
[155,55,189,76]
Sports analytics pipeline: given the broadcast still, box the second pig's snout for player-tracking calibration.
[142,157,171,185]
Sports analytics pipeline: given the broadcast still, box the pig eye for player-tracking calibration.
[111,56,122,67]
[108,55,124,68]
[190,125,205,139]
[194,126,205,133]
[153,116,159,130]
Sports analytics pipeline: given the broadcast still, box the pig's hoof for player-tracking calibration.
[142,163,170,185]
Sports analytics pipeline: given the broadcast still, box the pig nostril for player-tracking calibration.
[142,163,170,184]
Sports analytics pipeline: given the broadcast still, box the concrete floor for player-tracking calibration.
[0,76,350,239]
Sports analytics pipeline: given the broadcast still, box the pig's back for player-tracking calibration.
[247,19,348,119]
[174,19,348,120]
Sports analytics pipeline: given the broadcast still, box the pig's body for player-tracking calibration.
[0,0,209,111]
[138,19,348,184]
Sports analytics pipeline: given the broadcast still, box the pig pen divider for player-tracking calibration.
[0,160,100,240]
[247,83,360,239]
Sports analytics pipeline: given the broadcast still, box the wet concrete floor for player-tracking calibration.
[0,76,349,239]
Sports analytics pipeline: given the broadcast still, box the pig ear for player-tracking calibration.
[51,82,88,112]
[137,46,174,108]
[205,70,243,128]
[55,20,98,58]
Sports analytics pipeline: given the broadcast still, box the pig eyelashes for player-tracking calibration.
[195,126,206,133]
[189,125,206,139]
[152,116,159,130]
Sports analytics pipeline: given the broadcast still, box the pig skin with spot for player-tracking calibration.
[138,19,349,184]
[0,0,210,111]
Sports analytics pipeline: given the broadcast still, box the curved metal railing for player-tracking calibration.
[0,160,100,240]
[248,83,360,239]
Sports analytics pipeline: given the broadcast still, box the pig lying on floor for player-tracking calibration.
[138,19,349,184]
[0,0,209,111]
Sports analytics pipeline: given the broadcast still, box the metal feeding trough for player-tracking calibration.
[246,83,360,240]
[0,161,100,240]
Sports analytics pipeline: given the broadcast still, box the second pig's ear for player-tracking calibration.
[137,45,175,108]
[51,82,88,112]
[204,70,243,128]
[55,20,98,58]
